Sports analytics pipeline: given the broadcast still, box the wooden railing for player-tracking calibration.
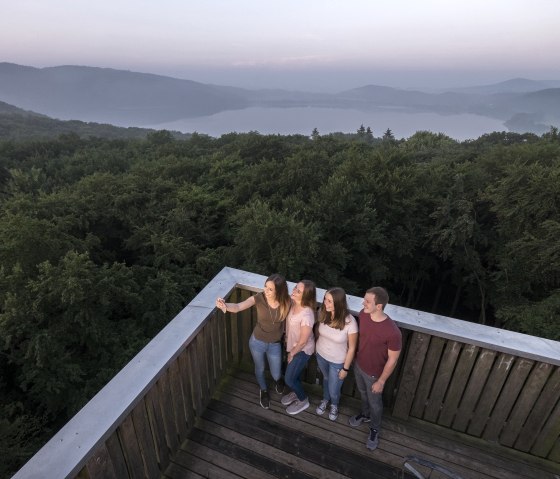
[13,268,560,478]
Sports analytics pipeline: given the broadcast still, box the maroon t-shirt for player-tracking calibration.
[356,310,402,377]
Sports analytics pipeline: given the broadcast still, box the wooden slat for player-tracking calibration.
[500,362,554,448]
[206,315,218,382]
[424,340,462,423]
[210,313,222,380]
[105,431,130,479]
[466,353,515,437]
[452,349,496,432]
[116,414,146,479]
[410,336,446,418]
[173,441,278,479]
[157,370,181,454]
[164,458,206,479]
[438,344,478,427]
[168,359,189,442]
[304,353,320,386]
[228,289,241,364]
[130,399,161,478]
[482,358,534,442]
[515,366,560,452]
[171,450,270,479]
[85,442,118,479]
[195,330,211,401]
[548,437,560,463]
[186,342,204,415]
[531,390,560,458]
[393,331,431,419]
[201,322,216,392]
[191,426,322,479]
[218,308,231,366]
[145,379,171,469]
[239,292,254,365]
[177,347,196,429]
[75,466,88,479]
[341,365,356,396]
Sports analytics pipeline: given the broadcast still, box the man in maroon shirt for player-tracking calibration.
[349,287,402,451]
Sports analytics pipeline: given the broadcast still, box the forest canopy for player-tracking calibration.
[1,126,560,476]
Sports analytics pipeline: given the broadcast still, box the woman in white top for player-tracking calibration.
[315,287,358,421]
[281,280,317,415]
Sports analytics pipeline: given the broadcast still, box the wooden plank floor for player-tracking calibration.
[164,370,560,479]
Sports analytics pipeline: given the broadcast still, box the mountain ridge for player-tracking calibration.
[0,99,189,141]
[1,63,559,134]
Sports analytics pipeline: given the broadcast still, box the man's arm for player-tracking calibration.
[372,349,401,394]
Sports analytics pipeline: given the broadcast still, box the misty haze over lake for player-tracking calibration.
[2,63,558,140]
[147,106,507,141]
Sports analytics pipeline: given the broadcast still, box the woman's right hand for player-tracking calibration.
[216,297,227,313]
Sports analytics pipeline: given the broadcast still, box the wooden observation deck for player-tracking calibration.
[12,268,560,479]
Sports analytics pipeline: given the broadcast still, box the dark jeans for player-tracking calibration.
[284,351,311,400]
[354,362,384,430]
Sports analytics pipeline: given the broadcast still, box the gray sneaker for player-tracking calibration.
[366,428,379,450]
[328,405,339,421]
[316,399,328,415]
[349,413,371,427]
[281,391,298,406]
[286,397,310,415]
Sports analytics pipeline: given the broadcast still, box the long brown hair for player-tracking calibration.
[266,273,291,320]
[299,279,317,310]
[319,287,349,330]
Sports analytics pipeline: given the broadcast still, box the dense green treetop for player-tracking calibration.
[1,127,559,477]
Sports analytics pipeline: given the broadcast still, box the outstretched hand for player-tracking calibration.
[216,297,227,313]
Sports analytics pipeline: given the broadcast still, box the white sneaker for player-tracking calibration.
[328,404,339,421]
[286,398,310,415]
[281,391,298,406]
[316,399,328,415]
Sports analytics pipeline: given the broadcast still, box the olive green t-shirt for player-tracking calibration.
[252,292,285,342]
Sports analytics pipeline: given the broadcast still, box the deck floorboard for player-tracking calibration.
[164,369,560,479]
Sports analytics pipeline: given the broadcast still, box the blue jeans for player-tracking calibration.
[354,362,384,429]
[248,334,282,391]
[316,352,345,406]
[284,351,311,401]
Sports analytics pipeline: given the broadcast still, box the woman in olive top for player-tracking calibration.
[315,287,358,421]
[216,273,291,409]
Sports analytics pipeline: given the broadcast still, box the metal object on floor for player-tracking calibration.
[401,455,464,479]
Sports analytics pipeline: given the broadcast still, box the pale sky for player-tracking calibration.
[2,0,560,91]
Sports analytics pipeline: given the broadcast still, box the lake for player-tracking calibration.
[147,106,507,141]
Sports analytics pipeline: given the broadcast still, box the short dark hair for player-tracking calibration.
[366,286,389,310]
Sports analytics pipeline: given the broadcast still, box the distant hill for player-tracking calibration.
[447,78,560,95]
[0,100,189,141]
[1,63,559,135]
[0,63,249,126]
